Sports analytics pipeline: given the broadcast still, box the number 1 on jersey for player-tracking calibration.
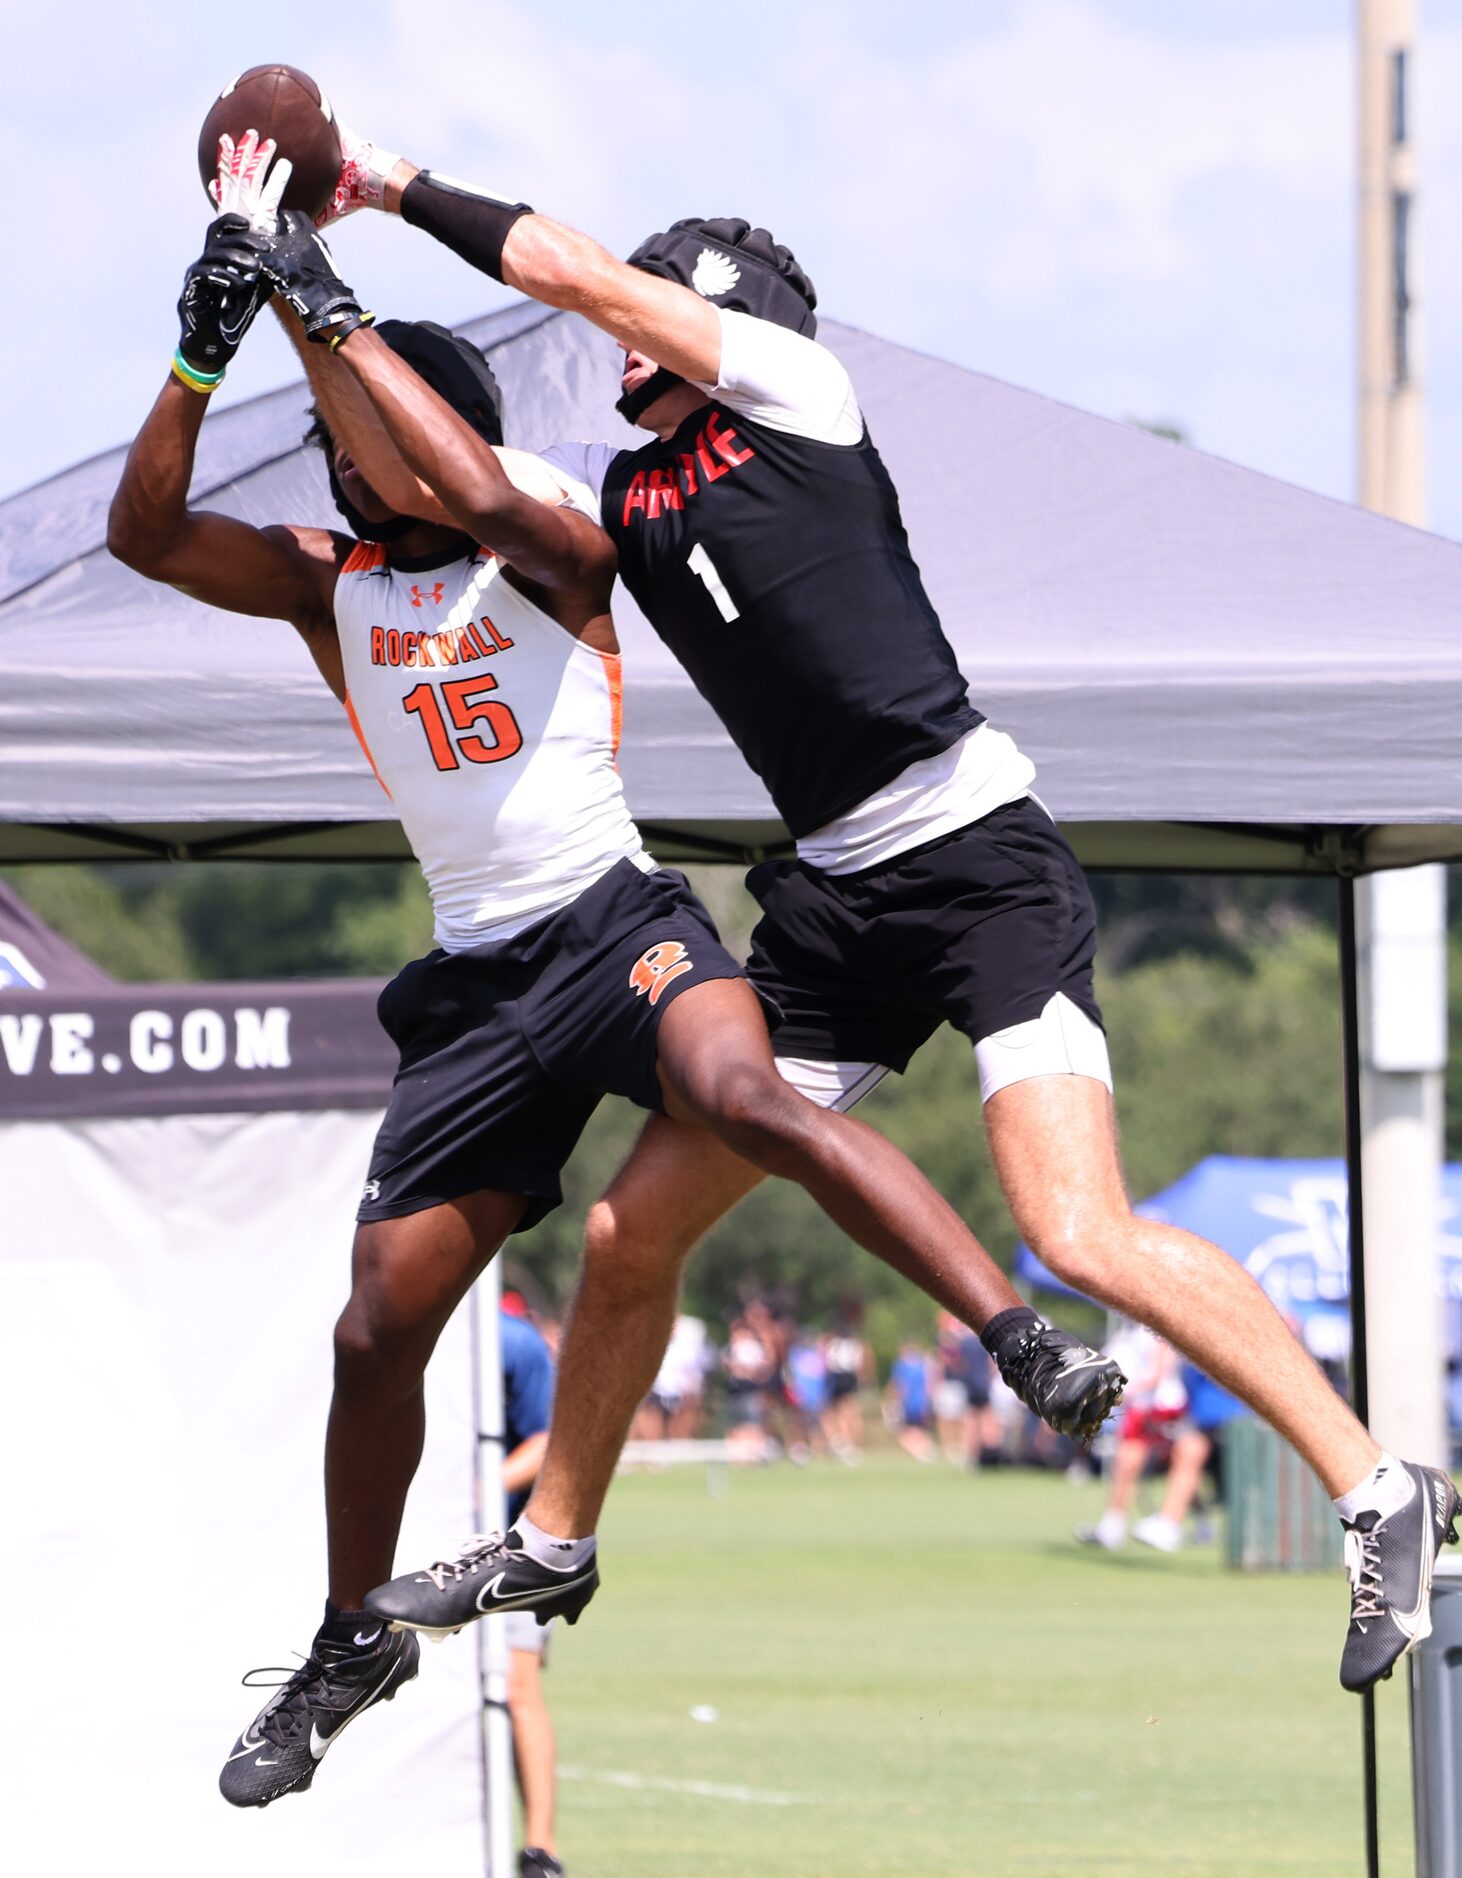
[687,543,740,622]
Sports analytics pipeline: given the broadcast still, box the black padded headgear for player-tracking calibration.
[616,218,817,424]
[320,318,505,541]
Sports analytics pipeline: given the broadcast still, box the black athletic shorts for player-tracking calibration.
[359,860,742,1232]
[745,796,1102,1072]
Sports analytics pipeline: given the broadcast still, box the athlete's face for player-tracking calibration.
[618,344,702,437]
[619,345,661,405]
[333,445,399,525]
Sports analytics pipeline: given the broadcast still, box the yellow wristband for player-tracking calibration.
[171,350,224,395]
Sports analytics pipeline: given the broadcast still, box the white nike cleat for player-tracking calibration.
[1340,1461,1460,1693]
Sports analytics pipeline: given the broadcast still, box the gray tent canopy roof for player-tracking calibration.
[3,302,1460,875]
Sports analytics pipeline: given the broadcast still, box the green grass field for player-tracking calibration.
[547,1457,1414,1877]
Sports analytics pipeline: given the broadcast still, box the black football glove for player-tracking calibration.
[264,209,372,347]
[177,213,273,372]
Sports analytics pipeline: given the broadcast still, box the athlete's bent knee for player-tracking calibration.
[701,1063,813,1168]
[1030,1217,1128,1296]
[332,1291,430,1400]
[582,1198,693,1292]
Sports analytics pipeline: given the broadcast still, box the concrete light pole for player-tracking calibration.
[1357,9,1451,1875]
[1355,0,1446,1475]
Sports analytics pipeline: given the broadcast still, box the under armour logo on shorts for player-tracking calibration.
[629,941,693,1006]
[361,1177,382,1203]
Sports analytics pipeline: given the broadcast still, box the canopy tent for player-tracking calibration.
[0,889,515,1874]
[2,304,1461,873]
[6,298,1459,1877]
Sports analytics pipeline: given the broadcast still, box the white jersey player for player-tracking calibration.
[106,169,1095,1810]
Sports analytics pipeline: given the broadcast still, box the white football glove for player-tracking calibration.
[209,128,293,234]
[314,118,403,229]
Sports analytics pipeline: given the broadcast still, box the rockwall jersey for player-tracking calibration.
[334,542,649,951]
[596,315,983,840]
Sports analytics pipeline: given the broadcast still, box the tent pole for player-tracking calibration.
[472,1270,515,1876]
[1340,874,1381,1878]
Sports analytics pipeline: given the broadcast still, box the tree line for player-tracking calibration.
[8,861,1458,1361]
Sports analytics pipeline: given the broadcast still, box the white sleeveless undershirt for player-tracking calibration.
[334,542,651,951]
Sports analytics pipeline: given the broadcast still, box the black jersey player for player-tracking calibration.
[308,136,1455,1696]
[109,147,1132,1806]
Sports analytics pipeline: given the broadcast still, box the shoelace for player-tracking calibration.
[422,1531,508,1590]
[239,1643,369,1747]
[1345,1526,1386,1623]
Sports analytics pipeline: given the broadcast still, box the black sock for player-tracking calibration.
[980,1306,1042,1362]
[320,1599,382,1647]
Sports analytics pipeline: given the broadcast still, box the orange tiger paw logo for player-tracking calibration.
[629,941,694,1006]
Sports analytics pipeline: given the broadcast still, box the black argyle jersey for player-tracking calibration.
[600,404,983,839]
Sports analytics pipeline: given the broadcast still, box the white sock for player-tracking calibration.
[513,1511,596,1571]
[1334,1452,1414,1525]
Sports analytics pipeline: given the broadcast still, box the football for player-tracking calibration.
[197,65,342,218]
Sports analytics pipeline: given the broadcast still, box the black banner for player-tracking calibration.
[0,980,395,1119]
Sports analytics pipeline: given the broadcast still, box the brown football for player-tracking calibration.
[197,64,342,218]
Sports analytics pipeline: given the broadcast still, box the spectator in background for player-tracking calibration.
[1075,1324,1188,1552]
[748,1297,794,1454]
[823,1311,873,1465]
[724,1312,776,1463]
[886,1338,937,1462]
[499,1307,566,1878]
[935,1311,1005,1468]
[785,1329,831,1463]
[1126,1363,1244,1553]
[640,1313,710,1440]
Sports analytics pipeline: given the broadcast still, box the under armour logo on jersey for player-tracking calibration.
[692,248,740,298]
[409,582,446,608]
[629,941,694,1006]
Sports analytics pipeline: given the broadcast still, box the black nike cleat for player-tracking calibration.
[218,1624,419,1808]
[996,1320,1126,1442]
[365,1529,600,1638]
[1340,1461,1460,1693]
[519,1849,566,1878]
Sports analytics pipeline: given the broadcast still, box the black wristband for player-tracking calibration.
[325,309,377,353]
[401,172,533,283]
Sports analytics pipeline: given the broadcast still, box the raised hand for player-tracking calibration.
[263,209,372,347]
[314,120,404,229]
[210,127,294,233]
[177,211,273,377]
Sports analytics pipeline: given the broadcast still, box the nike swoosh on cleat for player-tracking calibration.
[354,1627,383,1647]
[309,1650,414,1760]
[226,1735,266,1763]
[475,1567,593,1613]
[255,1756,279,1767]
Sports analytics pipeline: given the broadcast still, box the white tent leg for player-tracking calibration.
[471,1270,516,1877]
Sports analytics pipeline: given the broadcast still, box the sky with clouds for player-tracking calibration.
[10,0,1462,537]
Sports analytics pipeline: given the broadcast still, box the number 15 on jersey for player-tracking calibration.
[403,674,524,771]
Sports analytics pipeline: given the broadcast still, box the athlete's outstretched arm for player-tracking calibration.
[332,322,614,601]
[381,166,724,387]
[271,300,581,526]
[107,214,345,678]
[263,212,614,606]
[109,379,341,630]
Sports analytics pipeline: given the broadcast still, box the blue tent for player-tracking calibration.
[1015,1155,1462,1327]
